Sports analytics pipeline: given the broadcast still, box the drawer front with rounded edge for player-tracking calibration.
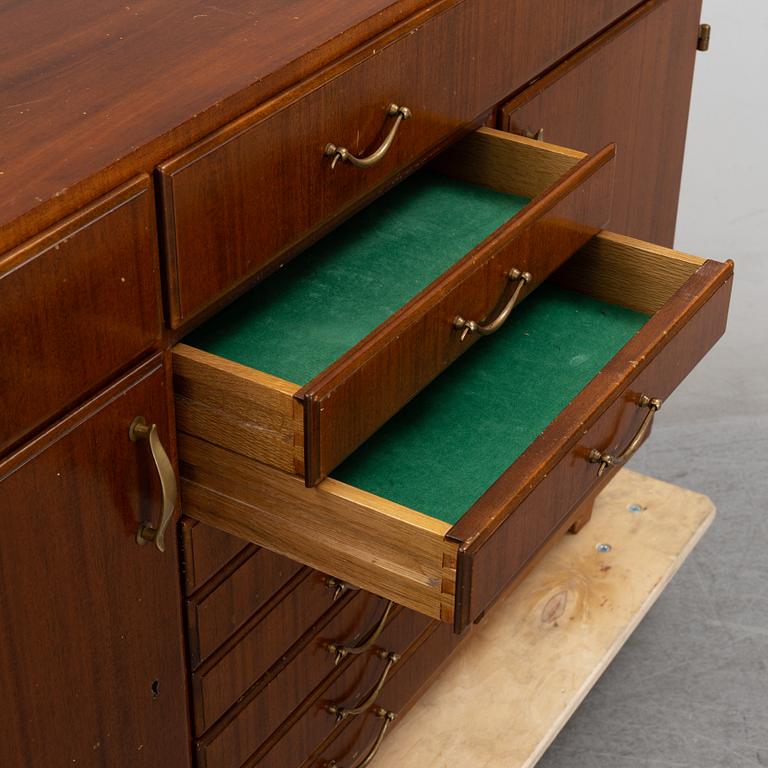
[199,604,433,768]
[174,128,615,487]
[158,0,636,329]
[0,176,161,456]
[179,232,732,630]
[305,620,463,768]
[186,544,304,668]
[189,569,353,735]
[180,517,251,595]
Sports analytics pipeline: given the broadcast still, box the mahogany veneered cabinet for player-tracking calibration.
[0,1,727,766]
[0,357,190,767]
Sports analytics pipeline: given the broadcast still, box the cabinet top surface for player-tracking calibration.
[0,0,430,248]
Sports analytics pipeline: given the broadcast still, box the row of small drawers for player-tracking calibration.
[181,517,458,768]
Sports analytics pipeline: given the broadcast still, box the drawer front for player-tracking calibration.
[499,0,703,246]
[159,0,636,328]
[0,176,161,456]
[201,606,433,768]
[307,620,463,768]
[187,545,304,667]
[180,517,250,595]
[179,234,732,629]
[451,243,734,629]
[191,570,361,734]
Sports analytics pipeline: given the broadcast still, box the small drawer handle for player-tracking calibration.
[130,416,177,553]
[325,104,412,169]
[327,652,399,722]
[325,707,397,768]
[588,394,663,477]
[454,267,532,342]
[326,600,395,665]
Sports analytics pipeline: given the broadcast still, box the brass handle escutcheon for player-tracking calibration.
[454,267,532,341]
[326,600,395,665]
[327,653,399,722]
[325,104,412,169]
[588,394,663,477]
[325,708,397,768]
[129,416,177,553]
[325,576,361,602]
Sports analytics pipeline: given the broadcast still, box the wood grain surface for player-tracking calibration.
[500,0,703,246]
[190,569,339,734]
[179,437,456,620]
[180,517,250,595]
[0,0,639,258]
[0,356,190,767]
[196,591,388,754]
[186,545,303,668]
[0,175,161,456]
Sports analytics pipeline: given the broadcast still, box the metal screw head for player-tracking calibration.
[596,543,612,553]
[628,503,643,513]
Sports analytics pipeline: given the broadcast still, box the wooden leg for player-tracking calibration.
[568,497,595,534]
[568,469,619,534]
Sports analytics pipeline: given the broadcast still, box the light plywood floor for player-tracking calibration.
[372,470,715,768]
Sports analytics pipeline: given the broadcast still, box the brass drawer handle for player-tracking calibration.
[327,651,400,722]
[588,394,663,477]
[129,416,177,553]
[325,104,412,169]
[326,600,395,665]
[325,708,397,768]
[454,267,532,341]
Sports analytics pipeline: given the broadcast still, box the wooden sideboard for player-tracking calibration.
[0,2,729,766]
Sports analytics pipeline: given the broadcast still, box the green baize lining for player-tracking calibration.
[186,171,530,385]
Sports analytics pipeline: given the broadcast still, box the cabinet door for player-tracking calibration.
[0,356,190,767]
[499,0,703,246]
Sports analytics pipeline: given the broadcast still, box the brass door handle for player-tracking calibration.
[454,267,532,342]
[325,708,397,768]
[326,651,399,722]
[325,104,412,169]
[130,416,177,553]
[326,600,395,665]
[588,394,663,477]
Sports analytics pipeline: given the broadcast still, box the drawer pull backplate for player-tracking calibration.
[454,267,532,341]
[588,394,662,476]
[325,104,412,169]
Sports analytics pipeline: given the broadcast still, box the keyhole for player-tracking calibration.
[151,679,160,699]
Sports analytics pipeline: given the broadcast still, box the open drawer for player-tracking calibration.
[174,128,615,486]
[178,231,732,632]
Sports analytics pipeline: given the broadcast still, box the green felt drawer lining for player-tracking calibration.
[186,170,529,386]
[332,285,648,525]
